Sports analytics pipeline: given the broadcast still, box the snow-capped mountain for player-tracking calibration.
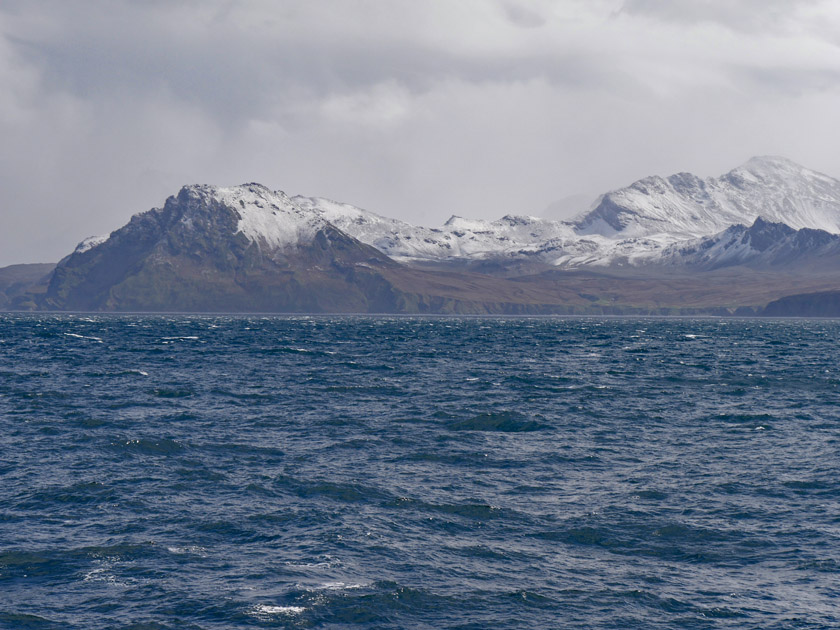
[25,157,840,314]
[69,156,840,276]
[46,183,394,311]
[288,157,840,269]
[574,156,840,239]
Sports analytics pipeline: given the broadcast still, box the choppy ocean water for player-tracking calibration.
[1,314,839,629]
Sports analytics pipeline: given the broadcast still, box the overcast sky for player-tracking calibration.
[2,0,840,265]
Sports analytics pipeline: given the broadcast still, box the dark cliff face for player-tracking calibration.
[43,188,399,312]
[741,217,797,252]
[762,291,840,317]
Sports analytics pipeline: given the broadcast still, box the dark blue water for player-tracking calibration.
[1,315,839,629]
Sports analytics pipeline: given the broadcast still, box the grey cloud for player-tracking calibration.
[734,66,840,96]
[4,1,625,119]
[502,2,548,28]
[620,0,823,33]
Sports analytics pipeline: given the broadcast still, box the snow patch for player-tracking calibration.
[74,234,110,254]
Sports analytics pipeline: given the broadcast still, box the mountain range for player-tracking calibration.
[7,156,840,315]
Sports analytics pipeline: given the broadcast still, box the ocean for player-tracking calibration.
[1,314,838,629]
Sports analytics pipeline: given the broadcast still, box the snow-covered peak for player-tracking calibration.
[180,183,327,251]
[731,156,823,180]
[574,157,840,239]
[724,156,839,188]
